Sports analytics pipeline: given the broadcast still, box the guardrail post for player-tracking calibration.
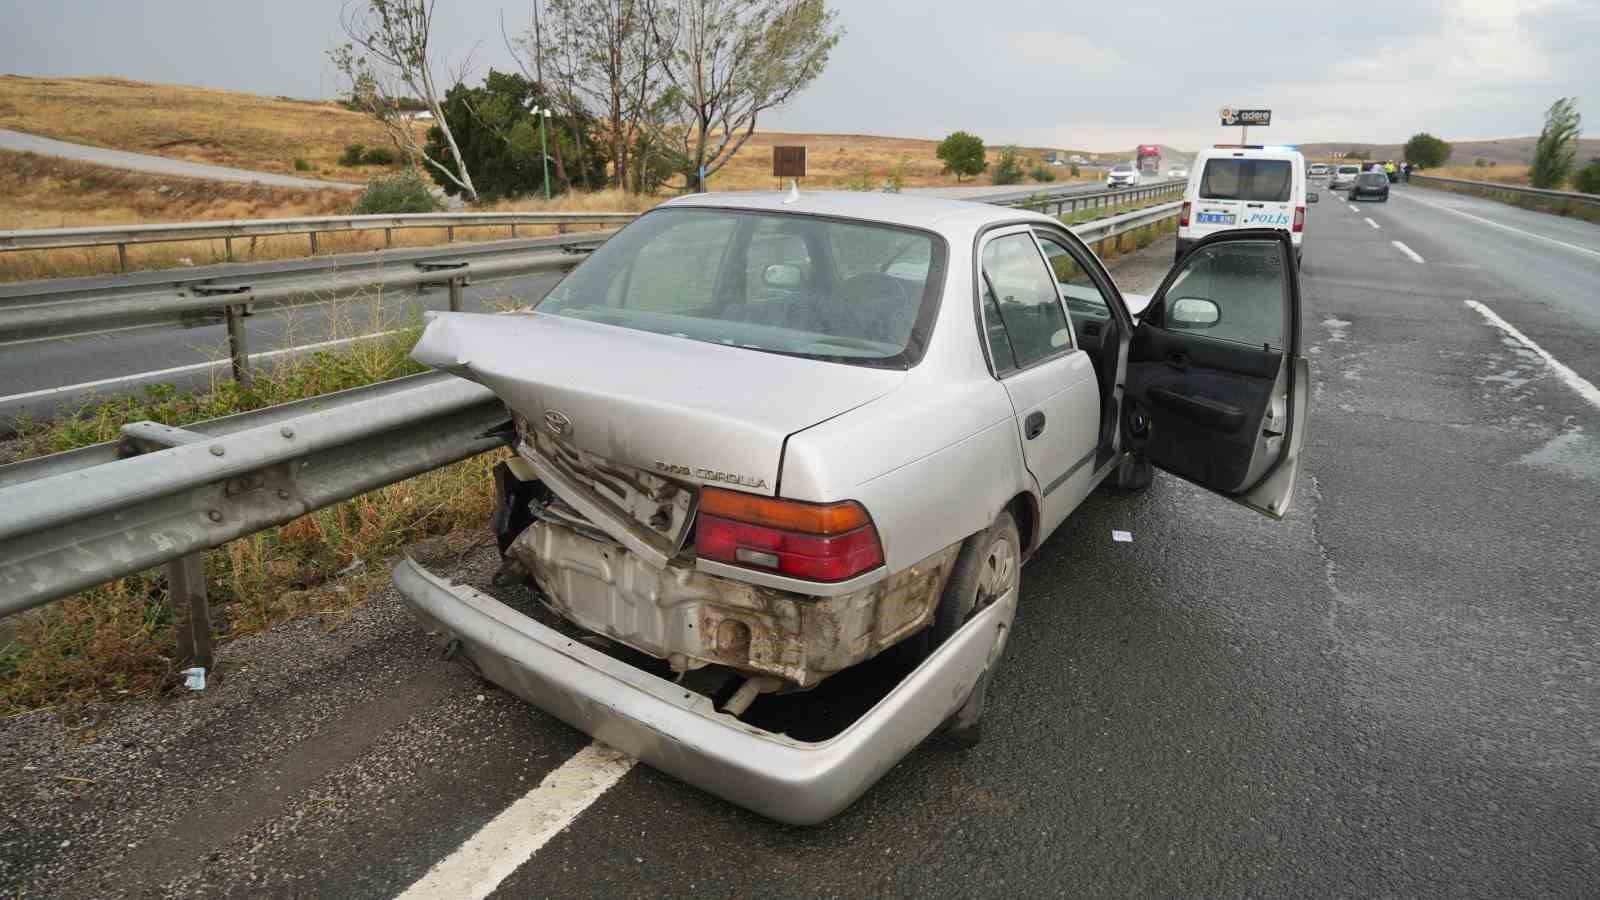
[449,276,464,312]
[309,232,319,256]
[385,228,394,249]
[557,223,567,235]
[225,304,252,386]
[224,237,234,262]
[117,243,128,272]
[169,552,214,671]
[511,223,519,238]
[447,226,455,243]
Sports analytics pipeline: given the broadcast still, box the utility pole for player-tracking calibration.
[528,101,553,200]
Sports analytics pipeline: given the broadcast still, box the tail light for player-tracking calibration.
[1179,201,1191,227]
[695,488,884,582]
[1292,206,1306,233]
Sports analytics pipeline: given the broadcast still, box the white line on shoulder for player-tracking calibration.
[1464,301,1600,410]
[1395,191,1600,259]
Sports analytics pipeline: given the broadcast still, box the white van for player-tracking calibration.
[1176,146,1318,265]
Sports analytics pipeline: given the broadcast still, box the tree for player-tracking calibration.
[1575,159,1600,195]
[652,0,842,191]
[423,69,607,201]
[331,0,479,202]
[937,131,985,182]
[540,0,670,192]
[991,145,1024,186]
[1403,132,1452,169]
[1532,97,1582,189]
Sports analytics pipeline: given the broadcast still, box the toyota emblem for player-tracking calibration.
[542,409,573,436]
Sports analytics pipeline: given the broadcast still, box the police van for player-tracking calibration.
[1176,145,1318,265]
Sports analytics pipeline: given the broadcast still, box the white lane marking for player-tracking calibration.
[1365,217,1381,230]
[0,329,405,405]
[1465,301,1600,410]
[1348,204,1360,213]
[1391,241,1425,263]
[1395,190,1600,260]
[397,742,634,900]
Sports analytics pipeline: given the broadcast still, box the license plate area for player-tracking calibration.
[1196,211,1236,225]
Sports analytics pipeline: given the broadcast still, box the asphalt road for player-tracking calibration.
[2,189,1597,897]
[0,129,362,192]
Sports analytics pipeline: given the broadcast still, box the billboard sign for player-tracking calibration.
[1219,107,1271,127]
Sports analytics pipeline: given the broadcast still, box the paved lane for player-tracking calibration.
[0,128,362,191]
[3,201,1597,896]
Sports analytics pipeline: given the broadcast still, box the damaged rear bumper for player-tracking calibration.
[392,557,1009,826]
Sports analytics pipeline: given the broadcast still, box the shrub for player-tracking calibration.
[1575,161,1600,195]
[1532,97,1581,189]
[339,143,367,166]
[1030,164,1057,183]
[361,146,397,166]
[1403,132,1452,168]
[293,157,311,172]
[1070,164,1081,178]
[992,145,1025,186]
[352,171,443,215]
[1474,158,1489,167]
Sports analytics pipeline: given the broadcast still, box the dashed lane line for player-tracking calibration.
[1391,241,1425,263]
[1348,204,1360,213]
[395,742,635,900]
[1465,301,1600,411]
[1365,218,1380,229]
[1393,190,1600,260]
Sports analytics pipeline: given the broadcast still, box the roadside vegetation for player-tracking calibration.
[0,302,510,713]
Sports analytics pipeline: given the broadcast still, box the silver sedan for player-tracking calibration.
[397,191,1311,824]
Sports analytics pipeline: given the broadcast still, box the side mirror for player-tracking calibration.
[1170,297,1221,328]
[1306,192,1319,203]
[762,263,803,289]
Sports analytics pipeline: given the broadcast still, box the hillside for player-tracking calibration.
[1297,136,1600,166]
[0,75,1103,192]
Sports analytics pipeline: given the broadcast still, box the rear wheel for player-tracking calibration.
[894,510,1022,744]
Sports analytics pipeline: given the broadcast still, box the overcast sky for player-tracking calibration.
[1,0,1594,152]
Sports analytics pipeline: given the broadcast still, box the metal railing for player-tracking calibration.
[0,233,609,384]
[0,371,508,667]
[996,180,1185,217]
[1408,174,1600,210]
[0,211,640,271]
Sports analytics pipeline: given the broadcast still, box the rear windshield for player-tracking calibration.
[1200,159,1293,202]
[1337,166,1360,174]
[534,207,944,368]
[1357,172,1389,185]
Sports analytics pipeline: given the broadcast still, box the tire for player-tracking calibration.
[894,510,1022,744]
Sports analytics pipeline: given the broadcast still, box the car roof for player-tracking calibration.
[1196,147,1304,162]
[660,190,1056,233]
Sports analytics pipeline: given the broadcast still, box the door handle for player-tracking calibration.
[1166,351,1189,370]
[1024,411,1046,440]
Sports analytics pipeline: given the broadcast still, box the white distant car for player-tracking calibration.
[1167,165,1190,179]
[1106,163,1140,188]
[1307,163,1330,178]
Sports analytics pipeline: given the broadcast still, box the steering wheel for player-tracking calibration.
[822,272,913,344]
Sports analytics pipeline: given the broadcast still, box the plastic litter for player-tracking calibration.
[181,667,207,691]
[1112,530,1133,543]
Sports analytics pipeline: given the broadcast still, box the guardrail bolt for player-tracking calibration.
[207,510,223,523]
[209,445,225,457]
[280,426,295,439]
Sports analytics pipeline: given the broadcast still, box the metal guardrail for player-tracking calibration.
[0,233,608,383]
[1409,174,1600,211]
[1070,201,1183,244]
[0,211,639,271]
[0,371,508,665]
[997,180,1185,217]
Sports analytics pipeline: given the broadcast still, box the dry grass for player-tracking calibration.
[0,151,659,281]
[705,130,1096,191]
[0,75,405,179]
[0,298,506,712]
[1419,163,1534,186]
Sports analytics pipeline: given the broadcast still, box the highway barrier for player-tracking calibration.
[0,211,641,271]
[1410,174,1600,223]
[995,180,1184,217]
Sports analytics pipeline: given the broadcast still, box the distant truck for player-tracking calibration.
[1136,144,1162,176]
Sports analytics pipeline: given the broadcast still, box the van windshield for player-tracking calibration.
[535,207,944,368]
[1199,159,1293,202]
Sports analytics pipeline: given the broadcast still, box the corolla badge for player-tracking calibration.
[542,409,574,436]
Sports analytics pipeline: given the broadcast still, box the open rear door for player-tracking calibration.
[1122,228,1308,518]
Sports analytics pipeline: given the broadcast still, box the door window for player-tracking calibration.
[1035,234,1112,319]
[979,234,1073,370]
[1160,240,1285,349]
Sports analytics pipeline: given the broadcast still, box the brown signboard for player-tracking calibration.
[773,146,807,178]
